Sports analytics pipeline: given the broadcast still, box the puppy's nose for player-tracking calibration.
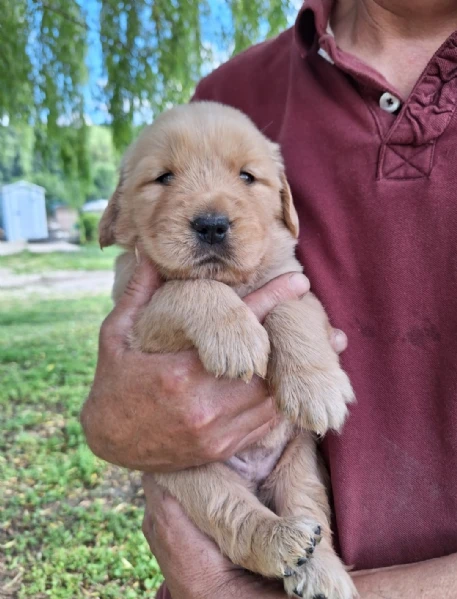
[191,215,229,245]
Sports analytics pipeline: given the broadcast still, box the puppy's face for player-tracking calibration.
[100,102,298,286]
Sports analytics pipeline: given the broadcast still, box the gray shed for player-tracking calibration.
[0,181,48,242]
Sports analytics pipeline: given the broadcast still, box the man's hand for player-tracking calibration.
[143,476,457,599]
[81,256,328,472]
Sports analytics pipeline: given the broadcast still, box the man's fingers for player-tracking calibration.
[244,273,310,322]
[234,415,277,454]
[244,271,347,353]
[142,475,183,552]
[142,475,184,536]
[232,394,276,426]
[143,473,167,507]
[219,398,276,458]
[103,256,162,341]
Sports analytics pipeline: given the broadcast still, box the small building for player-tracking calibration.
[81,199,108,214]
[49,204,79,240]
[0,181,48,242]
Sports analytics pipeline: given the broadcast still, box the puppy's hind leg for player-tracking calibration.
[260,433,357,599]
[154,462,321,580]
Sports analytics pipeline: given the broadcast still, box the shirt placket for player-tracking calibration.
[318,31,457,180]
[378,34,457,180]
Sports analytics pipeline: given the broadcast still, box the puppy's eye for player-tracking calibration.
[155,172,174,185]
[240,171,255,185]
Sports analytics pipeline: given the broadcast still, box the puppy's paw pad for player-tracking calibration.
[253,516,321,579]
[291,591,327,599]
[284,551,357,599]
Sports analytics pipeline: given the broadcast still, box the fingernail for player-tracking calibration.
[134,245,142,265]
[288,273,310,295]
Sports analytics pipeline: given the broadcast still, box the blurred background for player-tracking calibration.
[0,1,299,598]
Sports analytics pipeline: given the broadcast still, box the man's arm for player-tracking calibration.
[352,556,457,599]
[142,476,457,599]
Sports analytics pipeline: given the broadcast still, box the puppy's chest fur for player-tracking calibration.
[226,418,293,486]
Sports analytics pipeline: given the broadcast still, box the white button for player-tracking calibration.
[379,92,401,113]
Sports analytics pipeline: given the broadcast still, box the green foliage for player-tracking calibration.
[87,125,119,199]
[230,0,292,56]
[33,119,92,206]
[31,171,73,209]
[0,0,295,152]
[0,124,34,184]
[100,0,206,148]
[80,212,102,243]
[35,1,87,135]
[0,0,294,211]
[0,123,118,209]
[0,0,90,201]
[0,293,162,597]
[0,1,33,122]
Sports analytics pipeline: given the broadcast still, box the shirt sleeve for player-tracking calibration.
[190,75,216,103]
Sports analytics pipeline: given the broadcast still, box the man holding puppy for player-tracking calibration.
[82,0,457,597]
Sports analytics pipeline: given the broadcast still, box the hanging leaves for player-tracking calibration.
[0,0,33,121]
[0,0,295,193]
[99,0,208,148]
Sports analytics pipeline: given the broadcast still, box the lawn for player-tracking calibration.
[0,292,163,598]
[0,245,121,274]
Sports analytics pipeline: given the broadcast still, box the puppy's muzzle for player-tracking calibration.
[191,214,230,245]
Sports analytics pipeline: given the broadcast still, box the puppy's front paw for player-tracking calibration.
[249,516,322,578]
[273,365,355,435]
[196,306,270,382]
[284,548,357,599]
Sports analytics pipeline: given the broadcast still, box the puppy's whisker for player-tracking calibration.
[260,121,274,134]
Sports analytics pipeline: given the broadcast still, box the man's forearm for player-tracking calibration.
[188,573,286,599]
[352,553,457,599]
[210,553,457,599]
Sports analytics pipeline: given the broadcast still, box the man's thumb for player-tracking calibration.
[244,273,310,322]
[104,256,162,340]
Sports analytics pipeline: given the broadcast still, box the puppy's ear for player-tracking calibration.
[99,173,124,248]
[280,172,299,239]
[268,141,299,239]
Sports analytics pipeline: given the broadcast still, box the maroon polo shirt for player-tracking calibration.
[156,1,457,594]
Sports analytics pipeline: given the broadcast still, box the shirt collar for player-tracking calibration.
[293,0,402,95]
[294,0,334,59]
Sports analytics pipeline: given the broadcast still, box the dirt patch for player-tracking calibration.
[0,563,23,599]
[0,242,80,256]
[0,268,114,298]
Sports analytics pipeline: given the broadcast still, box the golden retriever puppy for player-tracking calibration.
[99,102,356,599]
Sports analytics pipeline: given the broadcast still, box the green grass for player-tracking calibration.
[0,295,163,598]
[0,245,121,273]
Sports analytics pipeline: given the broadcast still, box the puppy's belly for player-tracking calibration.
[225,419,293,486]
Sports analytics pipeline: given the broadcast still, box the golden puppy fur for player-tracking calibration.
[99,102,356,599]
